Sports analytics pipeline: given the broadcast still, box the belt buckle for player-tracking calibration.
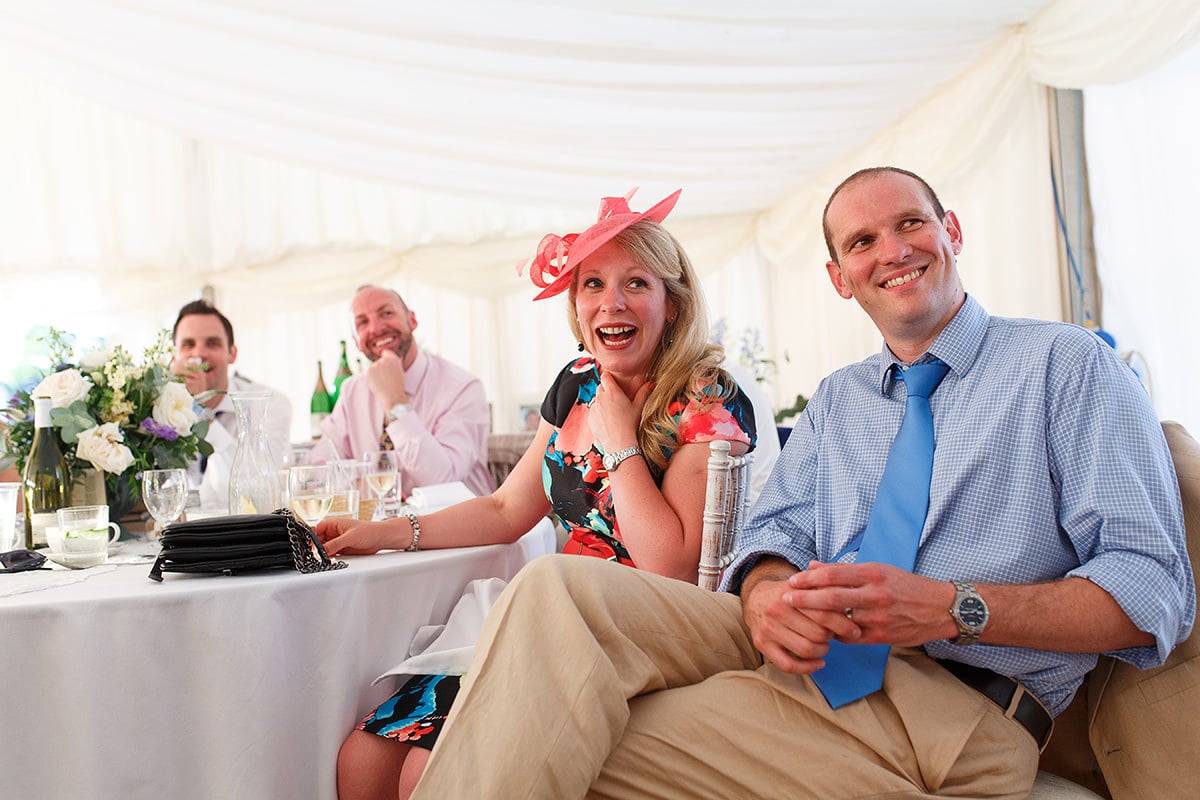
[1003,681,1028,720]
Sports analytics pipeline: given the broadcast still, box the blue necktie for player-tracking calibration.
[812,358,950,708]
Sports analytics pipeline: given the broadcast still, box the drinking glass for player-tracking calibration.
[142,468,189,544]
[51,505,121,568]
[288,464,335,527]
[0,482,19,552]
[327,460,362,520]
[362,451,401,521]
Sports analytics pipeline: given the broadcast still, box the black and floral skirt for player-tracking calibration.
[356,673,462,751]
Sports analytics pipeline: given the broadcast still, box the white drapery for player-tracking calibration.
[0,1,1196,442]
[1084,42,1200,435]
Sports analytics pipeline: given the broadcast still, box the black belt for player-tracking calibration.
[936,659,1053,750]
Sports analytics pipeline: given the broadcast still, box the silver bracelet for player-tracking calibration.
[404,510,422,552]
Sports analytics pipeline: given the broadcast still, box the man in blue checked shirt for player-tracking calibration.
[408,168,1192,800]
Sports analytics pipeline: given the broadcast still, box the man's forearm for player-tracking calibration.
[740,556,801,601]
[393,414,489,487]
[977,576,1154,652]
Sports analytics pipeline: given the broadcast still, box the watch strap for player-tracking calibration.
[949,580,987,646]
[604,445,642,472]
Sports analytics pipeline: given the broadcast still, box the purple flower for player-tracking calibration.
[139,417,180,441]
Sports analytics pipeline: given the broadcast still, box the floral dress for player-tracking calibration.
[542,357,755,564]
[356,357,756,749]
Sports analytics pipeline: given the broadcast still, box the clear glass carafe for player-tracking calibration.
[227,391,280,515]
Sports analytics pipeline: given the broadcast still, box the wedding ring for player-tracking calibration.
[845,608,854,620]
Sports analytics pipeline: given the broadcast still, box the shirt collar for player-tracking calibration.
[403,349,429,397]
[875,294,988,395]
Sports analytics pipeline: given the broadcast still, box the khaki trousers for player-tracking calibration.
[410,555,1038,800]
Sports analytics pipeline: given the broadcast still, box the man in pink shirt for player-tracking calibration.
[317,285,493,497]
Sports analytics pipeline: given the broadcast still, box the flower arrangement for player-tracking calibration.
[711,319,808,424]
[1,328,213,517]
[711,319,776,386]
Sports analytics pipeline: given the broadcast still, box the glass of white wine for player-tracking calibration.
[288,464,335,527]
[362,451,401,521]
[141,468,188,551]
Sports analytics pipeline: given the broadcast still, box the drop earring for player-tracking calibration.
[577,341,585,352]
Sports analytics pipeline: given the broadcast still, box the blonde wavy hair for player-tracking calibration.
[565,219,734,480]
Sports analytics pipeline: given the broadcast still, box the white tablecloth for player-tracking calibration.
[0,519,555,800]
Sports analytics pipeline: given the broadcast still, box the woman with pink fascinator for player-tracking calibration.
[317,188,759,800]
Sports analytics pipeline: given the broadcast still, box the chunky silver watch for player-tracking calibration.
[602,445,642,473]
[949,581,989,645]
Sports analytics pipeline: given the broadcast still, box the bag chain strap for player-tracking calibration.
[272,508,348,573]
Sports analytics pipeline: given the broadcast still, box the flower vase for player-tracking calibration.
[228,391,280,515]
[71,467,108,507]
[104,473,144,540]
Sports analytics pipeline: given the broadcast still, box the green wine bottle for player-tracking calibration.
[22,395,69,549]
[332,340,353,408]
[310,360,333,440]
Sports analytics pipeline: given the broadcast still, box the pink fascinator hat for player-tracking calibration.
[521,187,682,301]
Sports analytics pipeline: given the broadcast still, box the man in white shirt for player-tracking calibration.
[171,301,293,510]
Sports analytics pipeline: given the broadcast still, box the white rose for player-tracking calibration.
[32,368,93,408]
[78,347,114,370]
[153,381,199,435]
[76,423,136,475]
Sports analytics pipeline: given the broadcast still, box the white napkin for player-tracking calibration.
[406,481,475,513]
[372,577,507,683]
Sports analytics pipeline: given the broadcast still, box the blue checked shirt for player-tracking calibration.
[723,295,1193,716]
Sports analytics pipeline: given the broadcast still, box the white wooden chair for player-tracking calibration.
[698,440,753,591]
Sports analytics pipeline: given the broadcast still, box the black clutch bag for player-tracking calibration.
[149,508,347,582]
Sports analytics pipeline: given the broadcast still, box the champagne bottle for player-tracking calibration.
[22,396,69,549]
[310,360,333,440]
[332,340,353,408]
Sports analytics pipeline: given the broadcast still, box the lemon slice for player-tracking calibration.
[64,527,107,539]
[238,496,257,514]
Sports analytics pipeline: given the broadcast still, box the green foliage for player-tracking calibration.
[774,393,809,424]
[51,401,97,445]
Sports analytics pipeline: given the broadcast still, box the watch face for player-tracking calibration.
[602,447,639,472]
[958,597,987,629]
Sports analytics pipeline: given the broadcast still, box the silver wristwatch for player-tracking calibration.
[602,445,642,473]
[949,581,989,645]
